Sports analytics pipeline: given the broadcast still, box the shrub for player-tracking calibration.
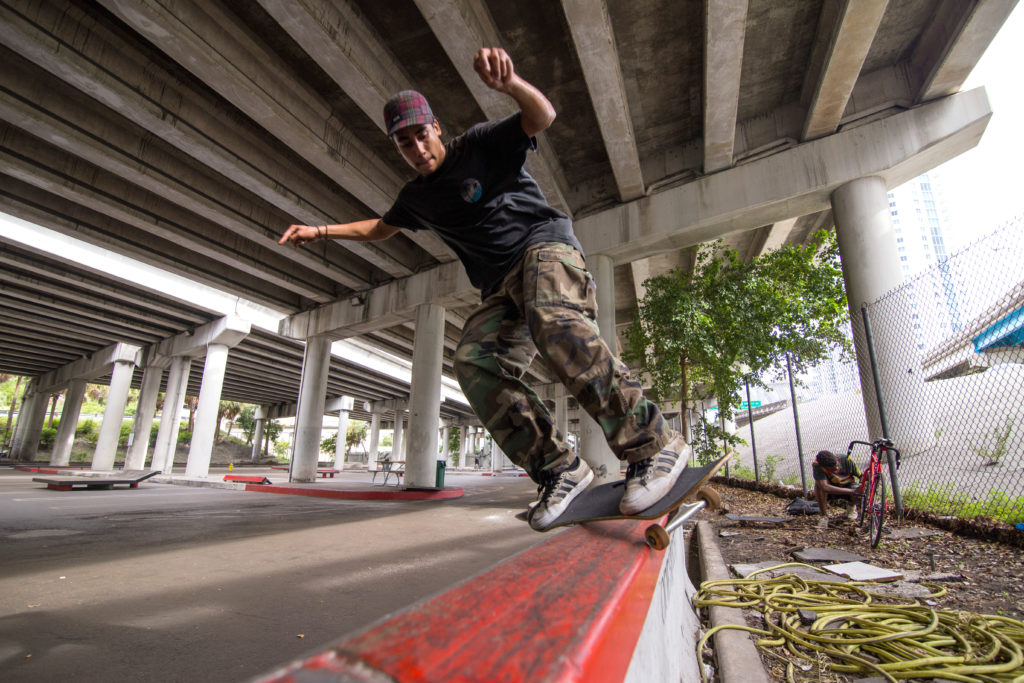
[119,423,132,447]
[76,419,99,442]
[177,430,192,446]
[39,427,57,449]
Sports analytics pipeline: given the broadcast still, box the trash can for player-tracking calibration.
[435,460,446,488]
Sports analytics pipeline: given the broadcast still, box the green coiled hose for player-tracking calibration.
[694,562,1024,683]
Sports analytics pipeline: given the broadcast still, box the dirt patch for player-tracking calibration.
[701,481,1024,620]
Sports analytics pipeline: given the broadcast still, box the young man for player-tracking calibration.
[811,449,861,522]
[280,48,689,530]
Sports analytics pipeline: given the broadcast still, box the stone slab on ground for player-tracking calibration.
[791,547,867,563]
[823,561,903,582]
[724,514,789,525]
[730,561,850,583]
[887,527,942,539]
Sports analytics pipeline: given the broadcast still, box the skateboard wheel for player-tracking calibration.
[697,486,721,511]
[645,524,670,551]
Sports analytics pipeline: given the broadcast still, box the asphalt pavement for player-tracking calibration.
[0,467,542,682]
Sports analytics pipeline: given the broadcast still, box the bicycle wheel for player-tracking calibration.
[869,474,887,548]
[857,479,869,527]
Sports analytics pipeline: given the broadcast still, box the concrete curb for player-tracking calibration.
[695,520,771,683]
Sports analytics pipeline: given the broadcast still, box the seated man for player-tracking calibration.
[811,450,861,522]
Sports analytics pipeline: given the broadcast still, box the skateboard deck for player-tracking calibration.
[540,453,729,532]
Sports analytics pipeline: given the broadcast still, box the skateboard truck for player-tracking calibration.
[644,486,720,550]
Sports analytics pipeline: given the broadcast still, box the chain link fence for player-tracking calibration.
[730,219,1024,525]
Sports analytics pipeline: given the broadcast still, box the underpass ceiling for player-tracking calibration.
[0,0,1015,409]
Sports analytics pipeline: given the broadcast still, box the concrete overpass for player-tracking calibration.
[0,0,1016,481]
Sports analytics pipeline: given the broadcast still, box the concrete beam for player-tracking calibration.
[801,0,888,141]
[575,87,991,264]
[253,0,457,264]
[702,0,747,173]
[561,0,644,200]
[910,0,1019,102]
[0,59,371,293]
[155,316,252,359]
[34,343,142,395]
[280,261,475,340]
[97,0,417,278]
[412,0,572,215]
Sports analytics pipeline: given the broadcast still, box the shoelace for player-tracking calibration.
[626,459,652,485]
[535,470,561,506]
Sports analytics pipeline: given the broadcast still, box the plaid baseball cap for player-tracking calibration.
[383,90,435,137]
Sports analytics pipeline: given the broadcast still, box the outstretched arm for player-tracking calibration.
[279,218,399,247]
[473,47,556,137]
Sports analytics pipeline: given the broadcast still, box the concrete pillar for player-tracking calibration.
[831,176,935,454]
[11,387,46,461]
[458,425,469,468]
[290,336,332,482]
[368,407,381,470]
[251,415,266,462]
[152,356,191,473]
[579,254,621,483]
[406,303,445,487]
[50,378,86,466]
[392,409,404,462]
[125,366,163,470]
[92,358,136,471]
[441,425,451,467]
[490,436,504,473]
[184,343,230,478]
[554,385,568,443]
[334,398,352,469]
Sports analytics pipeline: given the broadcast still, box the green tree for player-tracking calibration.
[346,420,368,453]
[217,401,242,441]
[625,231,851,434]
[237,405,257,445]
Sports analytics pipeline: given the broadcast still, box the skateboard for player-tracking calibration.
[537,453,729,549]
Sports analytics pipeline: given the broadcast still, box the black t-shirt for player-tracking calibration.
[382,113,582,298]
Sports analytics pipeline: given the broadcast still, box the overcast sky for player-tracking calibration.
[934,6,1023,251]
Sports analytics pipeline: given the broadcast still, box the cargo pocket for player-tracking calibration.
[528,244,598,320]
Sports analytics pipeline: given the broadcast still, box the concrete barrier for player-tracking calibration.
[254,518,704,682]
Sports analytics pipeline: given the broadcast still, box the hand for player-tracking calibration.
[474,47,516,92]
[279,224,323,247]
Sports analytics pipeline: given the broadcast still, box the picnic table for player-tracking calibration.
[371,460,405,486]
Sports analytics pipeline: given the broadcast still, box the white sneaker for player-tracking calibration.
[528,458,594,530]
[619,433,690,515]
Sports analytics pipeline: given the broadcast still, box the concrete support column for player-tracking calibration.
[93,358,136,471]
[554,385,568,444]
[152,356,191,473]
[441,425,451,467]
[11,387,46,461]
[334,398,352,469]
[490,436,504,473]
[291,336,332,482]
[406,303,445,488]
[831,176,935,454]
[50,378,86,466]
[251,415,266,462]
[579,254,621,483]
[125,366,163,469]
[459,426,469,468]
[368,408,381,470]
[185,343,230,478]
[392,409,404,462]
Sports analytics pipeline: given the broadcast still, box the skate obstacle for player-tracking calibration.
[255,518,702,682]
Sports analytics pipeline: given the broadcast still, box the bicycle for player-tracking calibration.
[844,438,901,548]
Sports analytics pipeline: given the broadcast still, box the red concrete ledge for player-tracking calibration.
[256,519,665,682]
[14,466,89,474]
[244,484,464,501]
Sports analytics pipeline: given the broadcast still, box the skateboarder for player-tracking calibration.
[280,47,689,530]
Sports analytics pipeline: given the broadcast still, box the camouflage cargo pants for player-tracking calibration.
[454,242,671,478]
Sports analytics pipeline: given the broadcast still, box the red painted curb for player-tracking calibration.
[257,519,666,682]
[243,484,464,501]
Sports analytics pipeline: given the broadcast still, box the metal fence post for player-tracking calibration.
[787,354,808,496]
[745,377,758,484]
[861,304,904,515]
